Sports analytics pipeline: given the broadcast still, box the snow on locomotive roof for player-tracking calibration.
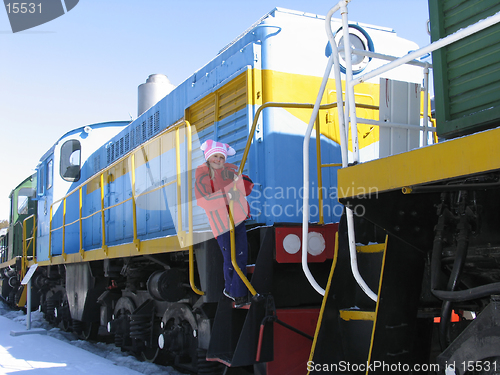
[217,7,395,57]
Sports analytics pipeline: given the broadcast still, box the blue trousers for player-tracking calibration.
[216,222,248,298]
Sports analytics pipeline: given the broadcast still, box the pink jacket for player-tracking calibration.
[195,163,253,237]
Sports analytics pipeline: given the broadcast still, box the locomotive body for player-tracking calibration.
[1,6,435,375]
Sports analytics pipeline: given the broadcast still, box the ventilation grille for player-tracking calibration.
[104,110,160,167]
[93,155,100,174]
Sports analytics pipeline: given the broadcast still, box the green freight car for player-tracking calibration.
[429,0,500,138]
[0,174,37,306]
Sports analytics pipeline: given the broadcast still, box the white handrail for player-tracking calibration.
[302,3,500,302]
[340,4,359,165]
[423,65,431,144]
[336,6,500,303]
[351,10,500,87]
[301,0,348,296]
[343,48,432,68]
[302,0,377,301]
[356,118,436,132]
[338,2,378,302]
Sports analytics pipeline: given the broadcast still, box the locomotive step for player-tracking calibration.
[207,295,274,367]
[339,309,376,321]
[356,243,385,253]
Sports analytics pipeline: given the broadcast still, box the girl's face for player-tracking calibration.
[208,153,225,170]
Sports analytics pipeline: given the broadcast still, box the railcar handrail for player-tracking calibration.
[233,100,380,297]
[46,120,204,295]
[22,214,36,279]
[237,101,378,176]
[185,124,204,296]
[304,0,500,303]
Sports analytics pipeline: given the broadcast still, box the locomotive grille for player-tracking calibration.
[93,155,100,174]
[142,121,147,142]
[130,129,135,149]
[136,126,141,147]
[148,116,153,138]
[101,111,162,169]
[154,112,160,134]
[125,133,130,151]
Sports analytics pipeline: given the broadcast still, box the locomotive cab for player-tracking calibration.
[35,122,129,261]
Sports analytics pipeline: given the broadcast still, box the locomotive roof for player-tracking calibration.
[37,120,130,164]
[217,7,395,57]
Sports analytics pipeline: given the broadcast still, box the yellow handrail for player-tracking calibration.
[131,153,140,251]
[49,205,53,261]
[22,214,37,279]
[307,232,339,373]
[233,101,351,297]
[100,173,108,255]
[228,198,257,296]
[239,101,379,174]
[62,197,67,260]
[79,187,84,258]
[175,127,183,239]
[44,120,204,294]
[186,121,204,296]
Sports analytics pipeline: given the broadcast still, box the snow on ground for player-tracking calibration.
[0,300,184,375]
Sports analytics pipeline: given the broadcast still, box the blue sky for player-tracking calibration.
[0,0,431,221]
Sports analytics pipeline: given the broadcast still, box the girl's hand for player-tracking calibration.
[227,191,240,201]
[221,169,235,180]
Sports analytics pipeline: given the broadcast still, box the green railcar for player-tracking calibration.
[7,174,37,260]
[429,0,500,139]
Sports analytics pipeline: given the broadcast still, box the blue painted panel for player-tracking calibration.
[251,107,343,225]
[92,187,102,247]
[64,191,80,254]
[82,184,93,250]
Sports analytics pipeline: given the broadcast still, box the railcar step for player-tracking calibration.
[207,294,273,367]
[339,309,376,321]
[356,243,385,253]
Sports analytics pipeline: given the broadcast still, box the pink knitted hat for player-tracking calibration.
[200,139,236,160]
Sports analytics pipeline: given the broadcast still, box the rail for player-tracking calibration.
[303,0,500,302]
[47,120,204,295]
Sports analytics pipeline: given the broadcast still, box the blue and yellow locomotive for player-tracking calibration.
[5,1,498,373]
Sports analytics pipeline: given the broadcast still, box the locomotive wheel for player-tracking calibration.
[113,297,136,350]
[55,299,72,332]
[43,289,59,324]
[139,316,165,363]
[141,345,161,363]
[159,303,198,371]
[114,297,136,320]
[158,303,224,374]
[60,318,72,332]
[80,321,99,341]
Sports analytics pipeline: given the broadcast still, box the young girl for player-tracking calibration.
[195,140,254,307]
